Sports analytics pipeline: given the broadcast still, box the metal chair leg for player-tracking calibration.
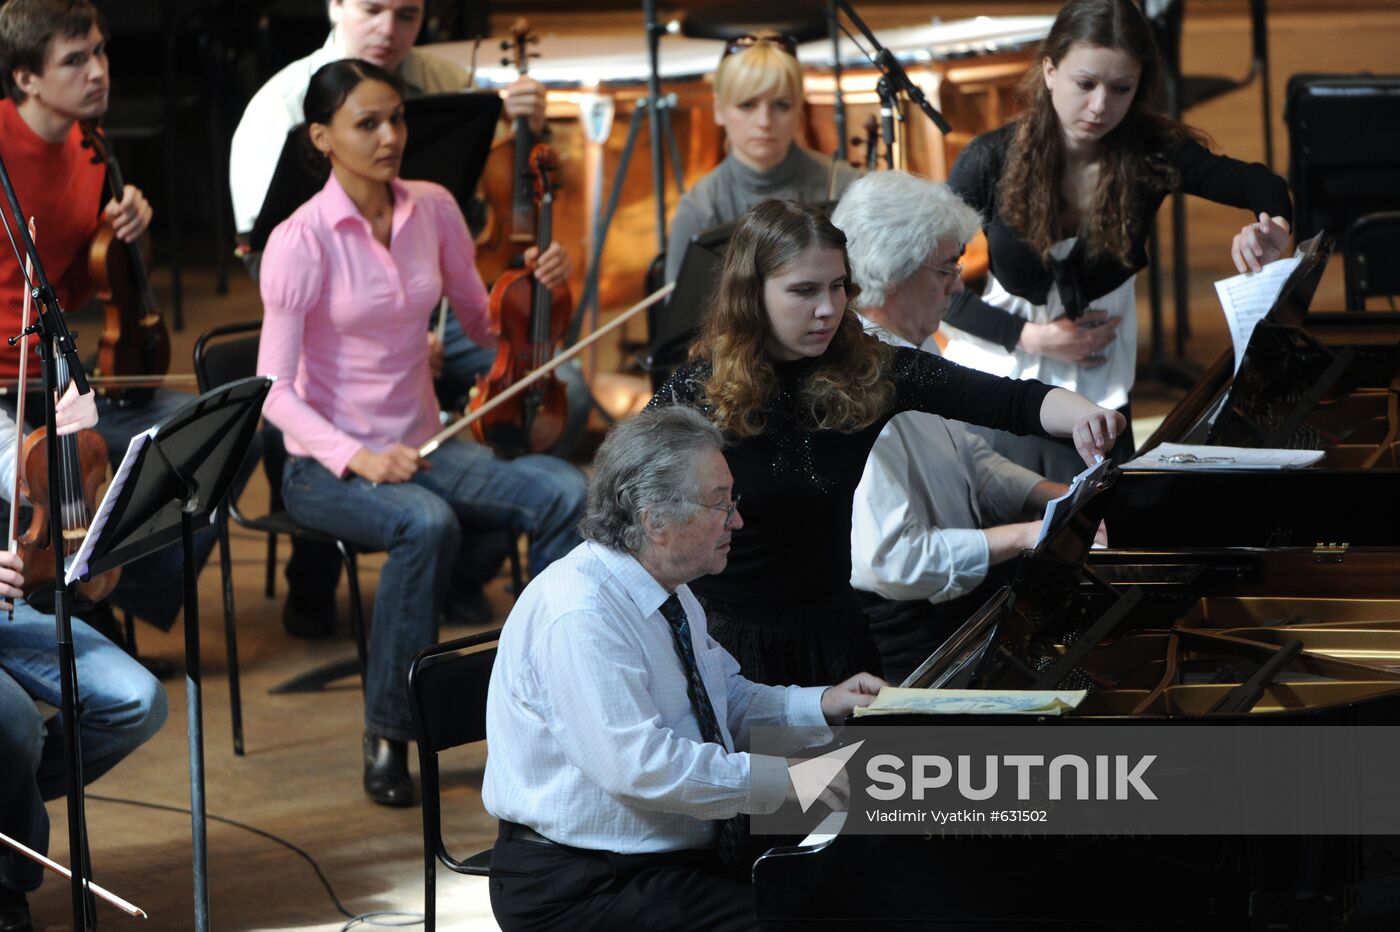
[264,532,278,599]
[343,545,369,677]
[267,538,366,695]
[217,508,244,756]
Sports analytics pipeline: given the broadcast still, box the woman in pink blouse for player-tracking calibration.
[257,59,585,807]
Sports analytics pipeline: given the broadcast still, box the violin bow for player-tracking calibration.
[419,281,674,457]
[0,829,147,919]
[3,219,35,622]
[435,297,449,344]
[8,218,34,555]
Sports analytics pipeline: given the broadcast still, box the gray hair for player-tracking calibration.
[831,170,982,309]
[579,407,725,554]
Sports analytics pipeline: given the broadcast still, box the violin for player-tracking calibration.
[15,410,121,607]
[473,19,540,288]
[8,324,120,609]
[470,144,573,457]
[81,121,171,408]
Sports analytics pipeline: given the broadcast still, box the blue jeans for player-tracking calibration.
[5,389,257,630]
[282,440,584,739]
[436,311,593,460]
[0,605,168,892]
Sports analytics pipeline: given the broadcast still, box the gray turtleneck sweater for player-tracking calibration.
[664,145,859,283]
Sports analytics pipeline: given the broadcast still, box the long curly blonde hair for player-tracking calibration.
[688,200,892,438]
[998,0,1205,266]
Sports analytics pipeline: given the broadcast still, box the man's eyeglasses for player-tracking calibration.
[697,494,742,528]
[922,260,965,281]
[722,33,799,61]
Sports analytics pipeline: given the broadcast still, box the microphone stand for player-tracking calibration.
[569,0,684,350]
[830,0,952,136]
[0,149,97,931]
[876,76,897,170]
[828,0,847,163]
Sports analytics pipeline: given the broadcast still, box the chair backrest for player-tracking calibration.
[409,629,503,928]
[193,320,262,393]
[193,320,281,515]
[1343,212,1400,311]
[409,630,500,755]
[1142,0,1267,81]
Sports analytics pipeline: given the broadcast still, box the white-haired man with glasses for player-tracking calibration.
[484,406,884,931]
[832,171,1071,682]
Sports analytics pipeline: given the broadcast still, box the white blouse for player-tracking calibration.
[942,237,1138,410]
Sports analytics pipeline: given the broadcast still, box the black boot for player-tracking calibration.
[362,732,415,807]
[0,885,33,932]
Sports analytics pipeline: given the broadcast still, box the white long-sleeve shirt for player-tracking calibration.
[228,28,472,234]
[484,540,829,853]
[0,407,16,506]
[851,318,1044,604]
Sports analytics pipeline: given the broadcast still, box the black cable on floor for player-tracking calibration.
[86,794,425,929]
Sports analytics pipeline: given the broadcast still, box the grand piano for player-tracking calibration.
[753,239,1400,928]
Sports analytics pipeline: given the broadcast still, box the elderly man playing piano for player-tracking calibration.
[483,407,884,932]
[831,171,1071,683]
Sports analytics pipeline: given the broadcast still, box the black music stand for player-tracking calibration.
[648,200,840,387]
[248,91,503,252]
[67,376,271,932]
[645,220,733,386]
[902,462,1118,691]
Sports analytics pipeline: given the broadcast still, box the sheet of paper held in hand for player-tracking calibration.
[1120,442,1324,471]
[1215,253,1303,374]
[851,687,1088,717]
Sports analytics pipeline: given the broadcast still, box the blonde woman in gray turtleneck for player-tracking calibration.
[664,31,858,284]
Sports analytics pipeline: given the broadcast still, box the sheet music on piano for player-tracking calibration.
[1216,256,1302,374]
[1213,232,1329,376]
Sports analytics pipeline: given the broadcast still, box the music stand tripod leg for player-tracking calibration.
[181,509,211,929]
[71,375,271,931]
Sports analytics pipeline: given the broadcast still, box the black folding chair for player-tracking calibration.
[192,320,371,754]
[408,629,502,931]
[1343,212,1400,311]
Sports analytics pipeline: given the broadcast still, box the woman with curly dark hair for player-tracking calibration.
[942,0,1292,482]
[648,199,1123,687]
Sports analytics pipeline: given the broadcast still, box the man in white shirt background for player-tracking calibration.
[484,407,883,931]
[832,172,1070,682]
[230,0,547,243]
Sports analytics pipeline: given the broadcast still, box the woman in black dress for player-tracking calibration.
[648,199,1123,687]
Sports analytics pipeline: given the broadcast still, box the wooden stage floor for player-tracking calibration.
[25,4,1400,930]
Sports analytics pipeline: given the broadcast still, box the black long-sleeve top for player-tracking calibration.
[646,346,1053,605]
[944,123,1294,351]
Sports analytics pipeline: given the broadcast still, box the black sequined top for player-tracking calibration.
[647,345,1054,605]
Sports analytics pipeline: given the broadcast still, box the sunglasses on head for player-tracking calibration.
[722,32,799,60]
